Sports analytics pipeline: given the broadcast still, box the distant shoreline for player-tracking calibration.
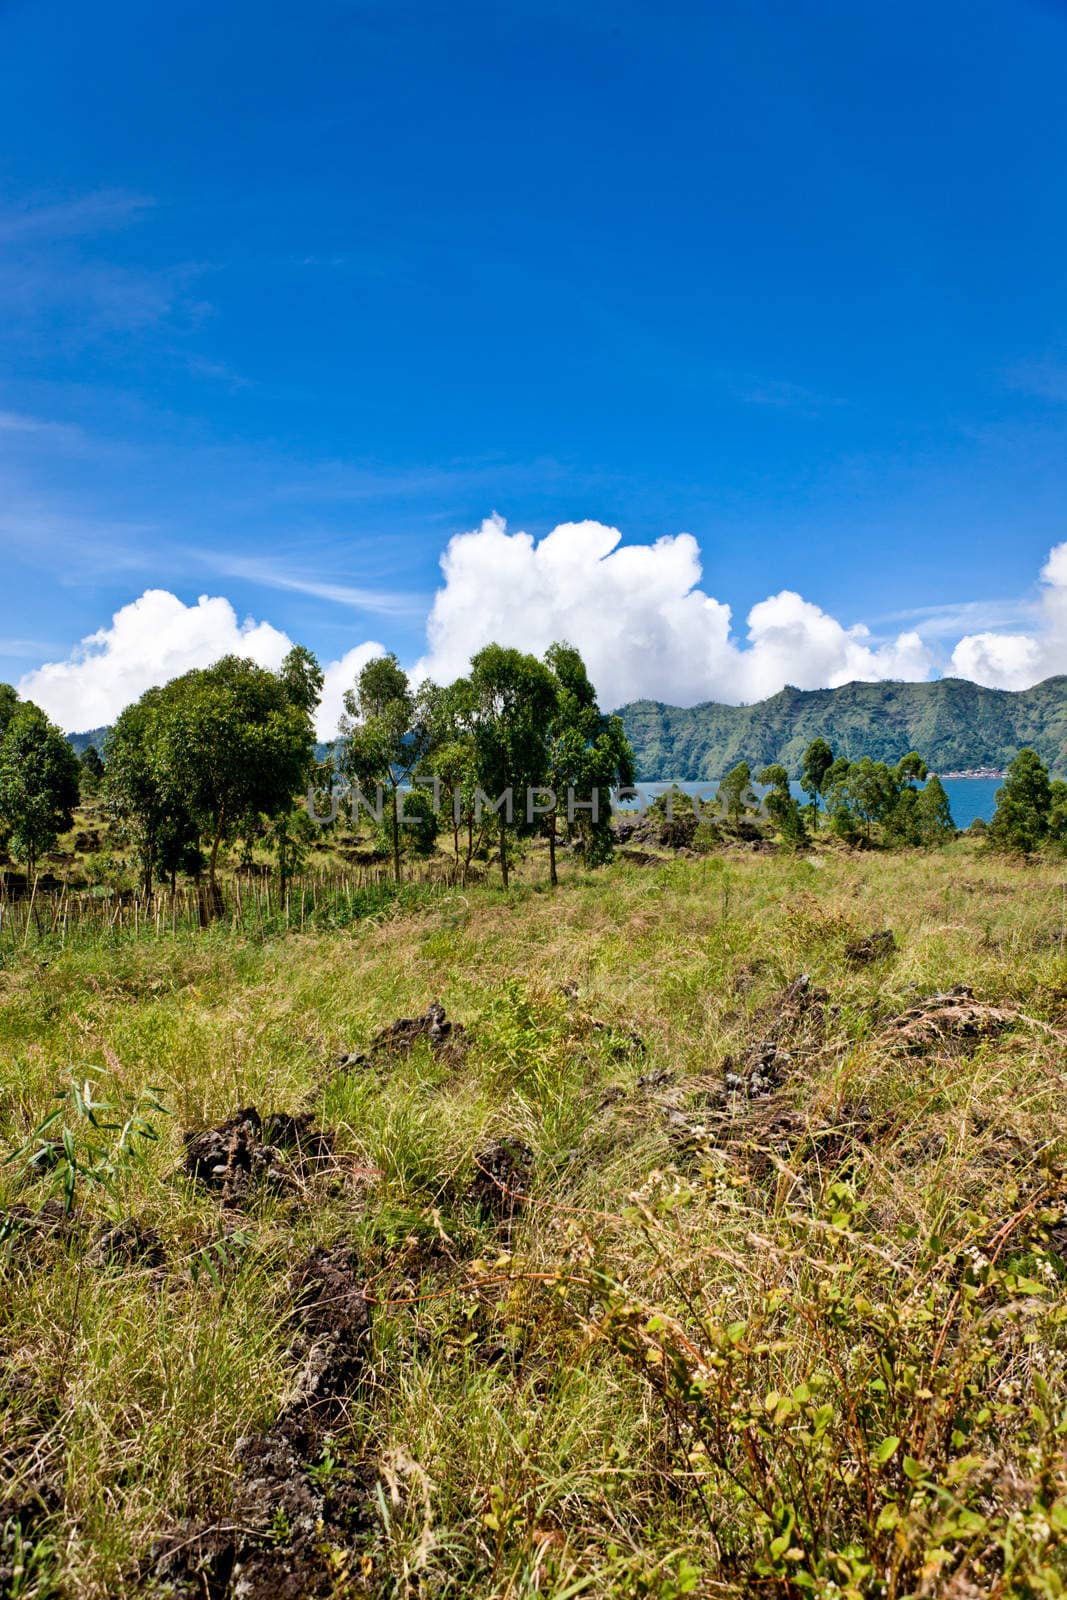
[933,769,1005,781]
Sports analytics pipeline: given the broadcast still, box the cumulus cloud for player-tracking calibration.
[18,590,294,732]
[318,642,386,739]
[414,515,933,706]
[949,542,1067,690]
[18,520,1067,739]
[16,587,383,740]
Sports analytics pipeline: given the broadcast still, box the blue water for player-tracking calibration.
[623,777,1000,829]
[939,778,1001,828]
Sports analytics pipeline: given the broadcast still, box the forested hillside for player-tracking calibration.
[618,675,1067,779]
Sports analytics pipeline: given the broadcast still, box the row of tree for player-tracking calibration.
[337,642,634,887]
[708,741,956,848]
[0,640,636,895]
[6,649,1064,891]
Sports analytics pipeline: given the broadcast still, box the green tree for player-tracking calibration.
[542,642,635,886]
[151,655,317,900]
[845,758,899,841]
[896,751,928,788]
[373,783,439,860]
[822,756,858,841]
[422,678,482,867]
[800,738,834,829]
[1048,779,1067,844]
[758,763,808,847]
[337,653,432,884]
[457,644,558,889]
[0,702,80,879]
[882,754,927,846]
[716,761,754,824]
[79,742,105,798]
[106,693,209,893]
[915,774,955,846]
[268,802,318,889]
[278,644,325,718]
[989,748,1053,853]
[0,683,17,741]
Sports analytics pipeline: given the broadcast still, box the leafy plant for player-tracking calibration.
[5,1073,169,1213]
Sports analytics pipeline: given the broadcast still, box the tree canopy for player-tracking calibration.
[337,652,432,883]
[105,651,320,898]
[989,748,1055,853]
[0,702,81,877]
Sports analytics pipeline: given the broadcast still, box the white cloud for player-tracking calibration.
[17,590,293,732]
[949,541,1067,690]
[414,515,934,706]
[16,521,1067,741]
[16,587,382,741]
[318,642,386,740]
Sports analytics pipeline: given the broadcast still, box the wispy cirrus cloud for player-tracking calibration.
[0,188,154,244]
[197,550,425,616]
[0,187,210,345]
[0,410,91,451]
[871,596,1040,640]
[730,373,831,414]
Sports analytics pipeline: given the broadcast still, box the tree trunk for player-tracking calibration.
[208,828,222,892]
[499,817,509,889]
[548,816,558,887]
[207,807,226,918]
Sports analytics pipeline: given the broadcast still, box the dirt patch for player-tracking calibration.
[595,977,836,1165]
[720,974,830,1100]
[614,812,698,851]
[89,1218,166,1270]
[0,1198,77,1244]
[469,1139,535,1221]
[723,1041,792,1102]
[591,978,833,1158]
[879,985,1014,1054]
[182,1107,338,1208]
[589,1019,647,1059]
[846,929,897,966]
[336,999,469,1071]
[618,847,666,867]
[149,1247,371,1599]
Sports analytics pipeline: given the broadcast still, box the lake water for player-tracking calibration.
[623,777,1000,829]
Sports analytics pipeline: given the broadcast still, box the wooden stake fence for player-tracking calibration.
[0,860,481,956]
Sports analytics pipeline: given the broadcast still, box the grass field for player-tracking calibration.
[3,839,1067,1598]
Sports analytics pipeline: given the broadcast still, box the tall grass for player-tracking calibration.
[1,840,1067,1595]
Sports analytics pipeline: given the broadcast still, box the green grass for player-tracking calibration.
[3,840,1067,1596]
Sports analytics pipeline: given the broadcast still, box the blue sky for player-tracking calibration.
[3,0,1067,729]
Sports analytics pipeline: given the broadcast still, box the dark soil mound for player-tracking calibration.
[845,929,897,966]
[149,1247,371,1599]
[469,1138,535,1220]
[336,999,469,1071]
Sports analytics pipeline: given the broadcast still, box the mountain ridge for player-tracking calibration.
[615,675,1067,780]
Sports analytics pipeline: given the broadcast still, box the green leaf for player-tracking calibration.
[1049,1498,1067,1533]
[874,1436,900,1465]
